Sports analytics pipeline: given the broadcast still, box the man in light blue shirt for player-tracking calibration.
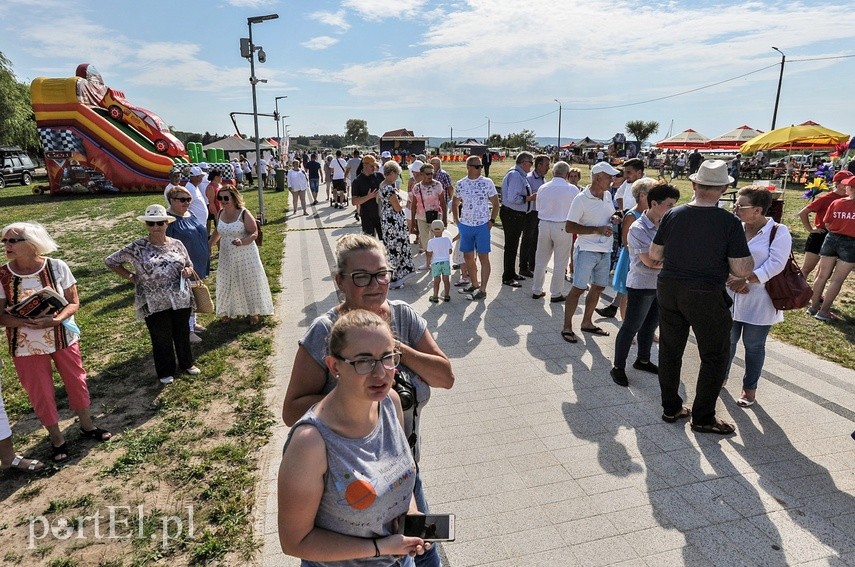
[500,152,536,286]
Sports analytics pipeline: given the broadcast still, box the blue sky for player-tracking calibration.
[3,0,854,144]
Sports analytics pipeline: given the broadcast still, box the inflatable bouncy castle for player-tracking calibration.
[31,64,189,194]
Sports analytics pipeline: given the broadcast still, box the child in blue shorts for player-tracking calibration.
[427,219,453,303]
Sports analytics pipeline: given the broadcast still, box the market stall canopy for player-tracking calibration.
[708,125,763,148]
[739,122,850,153]
[576,136,601,148]
[655,129,710,150]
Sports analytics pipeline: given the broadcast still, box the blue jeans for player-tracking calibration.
[727,321,771,391]
[614,287,659,369]
[309,178,320,196]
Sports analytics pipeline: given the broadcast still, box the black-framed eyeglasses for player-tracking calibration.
[335,352,401,375]
[1,238,26,244]
[346,269,394,287]
[146,221,167,227]
[217,195,231,202]
[171,197,192,203]
[732,204,756,211]
[468,164,483,169]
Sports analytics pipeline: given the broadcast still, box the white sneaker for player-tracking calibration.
[159,376,174,385]
[189,332,202,343]
[184,366,201,376]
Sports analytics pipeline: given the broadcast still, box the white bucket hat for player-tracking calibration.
[689,159,733,186]
[137,204,175,223]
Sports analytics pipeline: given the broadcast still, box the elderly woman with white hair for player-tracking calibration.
[0,222,111,463]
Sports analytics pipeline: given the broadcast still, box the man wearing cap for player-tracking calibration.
[649,159,753,435]
[350,155,384,238]
[500,152,537,287]
[184,166,210,226]
[798,170,853,278]
[453,155,499,301]
[561,161,621,343]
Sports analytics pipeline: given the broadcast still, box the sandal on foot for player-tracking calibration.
[465,290,487,301]
[429,296,439,303]
[80,427,112,442]
[561,330,578,343]
[736,397,756,408]
[52,442,69,463]
[443,295,451,302]
[6,456,45,472]
[690,419,736,435]
[580,326,610,336]
[458,284,477,294]
[662,406,691,423]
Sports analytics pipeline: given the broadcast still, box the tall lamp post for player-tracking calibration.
[554,99,562,149]
[485,116,491,143]
[242,13,278,221]
[274,95,287,157]
[771,47,785,130]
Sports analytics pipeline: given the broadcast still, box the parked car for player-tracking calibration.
[100,88,186,157]
[0,146,37,189]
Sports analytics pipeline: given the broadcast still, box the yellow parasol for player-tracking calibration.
[740,122,849,153]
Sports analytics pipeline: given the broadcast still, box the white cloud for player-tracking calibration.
[19,16,135,68]
[308,9,350,31]
[302,36,340,51]
[223,0,277,7]
[342,0,427,20]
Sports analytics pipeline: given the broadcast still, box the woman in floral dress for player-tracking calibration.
[377,160,414,289]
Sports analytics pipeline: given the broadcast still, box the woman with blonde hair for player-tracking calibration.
[208,186,273,323]
[2,222,111,462]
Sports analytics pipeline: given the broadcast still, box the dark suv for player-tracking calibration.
[0,146,37,188]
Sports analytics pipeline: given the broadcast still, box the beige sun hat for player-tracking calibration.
[688,159,733,186]
[137,204,175,223]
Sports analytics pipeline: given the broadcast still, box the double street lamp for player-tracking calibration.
[241,13,278,220]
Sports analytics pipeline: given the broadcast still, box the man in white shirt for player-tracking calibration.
[184,166,209,225]
[329,150,349,209]
[560,161,620,343]
[531,162,580,303]
[614,158,645,211]
[163,169,182,203]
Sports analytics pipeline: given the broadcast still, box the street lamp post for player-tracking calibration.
[274,95,287,157]
[243,13,278,221]
[485,116,491,143]
[554,99,562,149]
[771,47,785,130]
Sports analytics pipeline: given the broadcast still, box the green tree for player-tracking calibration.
[625,120,659,144]
[0,52,39,153]
[486,133,503,147]
[345,119,369,145]
[504,129,536,149]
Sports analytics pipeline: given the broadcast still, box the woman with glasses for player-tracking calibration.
[376,160,415,288]
[167,186,210,342]
[106,204,200,386]
[725,186,791,407]
[279,310,430,565]
[1,222,111,463]
[282,234,453,567]
[208,186,273,324]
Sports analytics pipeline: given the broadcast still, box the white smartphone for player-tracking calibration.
[403,514,456,542]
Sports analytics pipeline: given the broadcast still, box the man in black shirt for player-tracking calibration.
[650,160,753,435]
[350,155,384,239]
[305,153,323,205]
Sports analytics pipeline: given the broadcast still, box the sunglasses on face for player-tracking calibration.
[1,238,26,244]
[336,352,401,375]
[347,269,394,287]
[146,221,167,227]
[171,197,192,203]
[217,195,231,202]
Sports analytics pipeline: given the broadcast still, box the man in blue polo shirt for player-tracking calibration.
[500,152,537,287]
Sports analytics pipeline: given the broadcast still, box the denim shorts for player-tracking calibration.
[458,222,491,254]
[431,260,451,278]
[819,231,855,263]
[573,249,611,289]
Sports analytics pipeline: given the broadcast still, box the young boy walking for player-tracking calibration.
[427,219,453,303]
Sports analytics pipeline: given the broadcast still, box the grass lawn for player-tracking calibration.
[428,158,854,368]
[0,183,287,566]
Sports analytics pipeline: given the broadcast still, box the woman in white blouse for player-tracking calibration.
[725,186,791,407]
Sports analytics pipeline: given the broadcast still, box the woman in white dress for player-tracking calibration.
[208,186,274,323]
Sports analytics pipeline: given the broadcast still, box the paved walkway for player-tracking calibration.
[256,202,855,566]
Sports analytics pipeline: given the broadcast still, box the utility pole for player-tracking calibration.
[274,96,287,157]
[771,47,786,130]
[554,99,562,149]
[485,116,491,142]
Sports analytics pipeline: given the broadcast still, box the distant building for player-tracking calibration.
[379,128,428,156]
